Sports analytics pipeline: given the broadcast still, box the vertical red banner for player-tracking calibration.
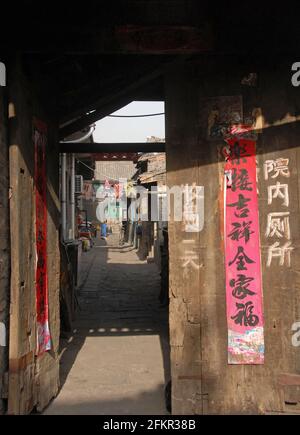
[224,130,264,364]
[34,118,51,355]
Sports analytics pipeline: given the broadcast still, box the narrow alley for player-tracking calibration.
[44,230,170,415]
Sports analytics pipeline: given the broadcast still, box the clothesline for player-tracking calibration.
[76,158,123,182]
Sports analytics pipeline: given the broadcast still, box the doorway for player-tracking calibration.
[45,102,170,415]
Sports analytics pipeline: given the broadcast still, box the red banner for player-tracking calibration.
[224,130,264,364]
[34,118,51,355]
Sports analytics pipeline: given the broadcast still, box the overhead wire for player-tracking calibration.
[76,158,131,183]
[107,112,165,118]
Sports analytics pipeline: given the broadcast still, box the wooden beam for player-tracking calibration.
[59,56,188,139]
[59,63,168,139]
[62,96,167,139]
[2,23,212,55]
[59,96,133,140]
[60,142,165,153]
[59,75,164,123]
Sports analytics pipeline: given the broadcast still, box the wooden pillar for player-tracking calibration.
[0,81,9,414]
[165,65,204,414]
[165,59,300,414]
[7,57,60,414]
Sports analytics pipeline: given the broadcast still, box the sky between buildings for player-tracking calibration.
[93,101,165,143]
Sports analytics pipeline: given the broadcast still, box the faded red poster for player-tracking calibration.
[34,118,51,355]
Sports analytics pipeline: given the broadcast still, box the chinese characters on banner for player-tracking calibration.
[264,159,293,267]
[34,119,51,355]
[224,132,264,364]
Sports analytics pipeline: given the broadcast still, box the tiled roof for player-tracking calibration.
[135,152,166,184]
[95,160,136,182]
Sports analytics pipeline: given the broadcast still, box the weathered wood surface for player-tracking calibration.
[0,85,9,413]
[8,59,60,414]
[165,60,300,414]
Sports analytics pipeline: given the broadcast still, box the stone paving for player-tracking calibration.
[44,232,170,415]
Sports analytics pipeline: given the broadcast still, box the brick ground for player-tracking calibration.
[44,232,170,415]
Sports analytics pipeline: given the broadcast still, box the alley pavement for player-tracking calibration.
[44,232,170,415]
